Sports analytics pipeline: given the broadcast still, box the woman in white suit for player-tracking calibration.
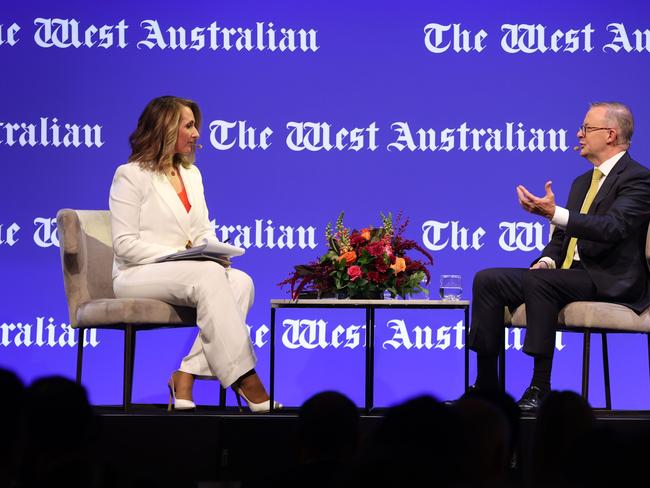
[109,96,278,412]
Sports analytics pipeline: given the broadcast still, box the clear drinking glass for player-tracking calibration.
[439,274,462,300]
[419,277,429,299]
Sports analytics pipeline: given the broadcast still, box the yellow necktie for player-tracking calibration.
[561,168,604,269]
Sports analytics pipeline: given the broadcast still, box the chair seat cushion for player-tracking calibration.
[76,298,196,328]
[506,302,650,332]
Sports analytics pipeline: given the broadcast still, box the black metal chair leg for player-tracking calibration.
[581,331,591,400]
[601,332,611,410]
[76,328,84,385]
[130,329,137,407]
[647,334,650,388]
[499,327,506,391]
[270,306,276,412]
[219,385,227,408]
[464,321,469,393]
[123,325,135,412]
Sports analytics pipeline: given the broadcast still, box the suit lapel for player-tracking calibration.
[591,153,630,213]
[151,170,192,237]
[179,165,195,211]
[569,171,592,212]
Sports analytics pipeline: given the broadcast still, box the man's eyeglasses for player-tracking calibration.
[579,125,613,134]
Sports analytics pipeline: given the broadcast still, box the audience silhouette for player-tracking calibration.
[2,368,647,488]
[531,391,594,487]
[266,391,359,488]
[12,375,104,488]
[0,369,24,488]
[348,395,464,487]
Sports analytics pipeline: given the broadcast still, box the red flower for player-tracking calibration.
[350,233,366,246]
[347,265,362,281]
[367,271,385,283]
[375,258,389,273]
[366,241,385,257]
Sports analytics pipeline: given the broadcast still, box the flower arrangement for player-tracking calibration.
[279,212,433,299]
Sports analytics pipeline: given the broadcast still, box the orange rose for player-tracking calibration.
[338,250,357,265]
[361,228,371,240]
[390,257,406,274]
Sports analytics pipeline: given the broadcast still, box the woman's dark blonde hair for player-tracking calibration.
[128,96,201,172]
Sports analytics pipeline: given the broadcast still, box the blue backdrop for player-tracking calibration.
[2,0,650,408]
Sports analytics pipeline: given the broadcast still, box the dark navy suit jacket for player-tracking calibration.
[541,152,650,313]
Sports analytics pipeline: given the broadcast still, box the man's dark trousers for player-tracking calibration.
[467,266,597,358]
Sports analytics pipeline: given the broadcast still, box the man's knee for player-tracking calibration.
[522,269,546,293]
[473,268,504,290]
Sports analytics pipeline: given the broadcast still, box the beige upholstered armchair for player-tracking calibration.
[56,209,209,411]
[501,225,650,409]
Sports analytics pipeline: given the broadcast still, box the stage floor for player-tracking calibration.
[93,406,650,487]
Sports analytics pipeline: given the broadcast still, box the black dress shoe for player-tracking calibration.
[445,384,492,405]
[517,386,549,412]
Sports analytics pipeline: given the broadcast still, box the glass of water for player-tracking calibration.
[439,275,462,300]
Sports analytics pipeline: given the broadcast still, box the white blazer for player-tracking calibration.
[109,162,220,278]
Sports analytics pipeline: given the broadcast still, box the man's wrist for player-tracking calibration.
[551,206,569,228]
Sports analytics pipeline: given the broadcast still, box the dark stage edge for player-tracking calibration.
[94,406,650,488]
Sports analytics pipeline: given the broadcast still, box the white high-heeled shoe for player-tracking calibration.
[167,373,196,411]
[233,387,282,413]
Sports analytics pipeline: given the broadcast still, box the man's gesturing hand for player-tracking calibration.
[516,181,556,219]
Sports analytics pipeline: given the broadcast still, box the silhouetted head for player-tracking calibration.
[298,391,359,462]
[454,396,511,486]
[21,375,96,448]
[359,395,463,487]
[532,390,595,484]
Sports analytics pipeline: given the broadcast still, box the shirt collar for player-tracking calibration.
[597,150,625,177]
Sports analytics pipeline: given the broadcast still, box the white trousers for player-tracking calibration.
[113,260,256,387]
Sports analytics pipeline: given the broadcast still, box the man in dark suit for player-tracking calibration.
[468,102,650,411]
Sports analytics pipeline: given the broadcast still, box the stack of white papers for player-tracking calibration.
[156,240,245,266]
